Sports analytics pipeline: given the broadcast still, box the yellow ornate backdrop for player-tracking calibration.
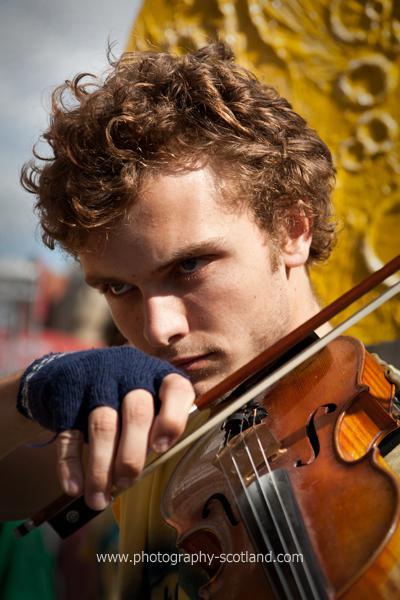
[127,0,400,344]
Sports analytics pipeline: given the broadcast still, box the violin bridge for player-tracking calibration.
[215,422,283,484]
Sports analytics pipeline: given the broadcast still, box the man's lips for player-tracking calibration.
[170,353,212,370]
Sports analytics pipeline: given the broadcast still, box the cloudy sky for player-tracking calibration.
[0,0,142,272]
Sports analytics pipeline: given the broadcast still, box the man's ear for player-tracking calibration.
[281,211,312,268]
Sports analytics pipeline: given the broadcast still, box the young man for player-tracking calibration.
[0,42,338,596]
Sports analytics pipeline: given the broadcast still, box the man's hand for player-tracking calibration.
[17,347,195,510]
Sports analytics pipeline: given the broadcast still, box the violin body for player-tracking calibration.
[162,337,400,599]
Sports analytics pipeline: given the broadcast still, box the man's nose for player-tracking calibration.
[143,295,189,347]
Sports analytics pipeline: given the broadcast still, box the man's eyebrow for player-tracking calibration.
[84,236,227,287]
[84,274,122,288]
[151,236,227,274]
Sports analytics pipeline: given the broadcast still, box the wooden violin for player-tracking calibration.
[162,335,399,598]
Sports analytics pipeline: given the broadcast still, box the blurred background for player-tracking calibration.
[1,0,399,598]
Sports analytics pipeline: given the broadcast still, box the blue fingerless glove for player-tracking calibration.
[16,346,188,437]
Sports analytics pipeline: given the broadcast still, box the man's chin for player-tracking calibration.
[190,368,227,399]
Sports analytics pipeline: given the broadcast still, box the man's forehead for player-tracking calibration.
[78,165,264,282]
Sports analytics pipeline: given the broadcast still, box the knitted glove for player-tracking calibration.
[17,346,188,437]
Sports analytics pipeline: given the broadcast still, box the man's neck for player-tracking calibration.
[289,266,332,337]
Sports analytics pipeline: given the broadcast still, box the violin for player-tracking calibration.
[163,336,399,598]
[16,256,400,598]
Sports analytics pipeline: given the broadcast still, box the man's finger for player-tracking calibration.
[149,373,195,453]
[57,429,84,496]
[113,389,154,489]
[85,406,119,510]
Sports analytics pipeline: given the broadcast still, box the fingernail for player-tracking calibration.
[153,437,172,453]
[116,478,132,490]
[90,493,108,511]
[65,478,80,496]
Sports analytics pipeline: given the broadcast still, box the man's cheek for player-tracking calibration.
[109,306,141,345]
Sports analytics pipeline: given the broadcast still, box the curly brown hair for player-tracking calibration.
[21,42,336,261]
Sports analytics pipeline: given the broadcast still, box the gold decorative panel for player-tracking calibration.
[127,0,400,344]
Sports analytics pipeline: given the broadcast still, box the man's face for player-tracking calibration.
[80,167,302,396]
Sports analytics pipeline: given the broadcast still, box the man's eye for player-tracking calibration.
[178,258,201,274]
[108,283,133,296]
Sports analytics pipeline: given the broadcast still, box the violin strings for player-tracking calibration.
[253,427,321,600]
[226,436,294,599]
[241,429,309,600]
[239,429,311,600]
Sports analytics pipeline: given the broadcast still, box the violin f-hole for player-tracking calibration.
[295,403,337,467]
